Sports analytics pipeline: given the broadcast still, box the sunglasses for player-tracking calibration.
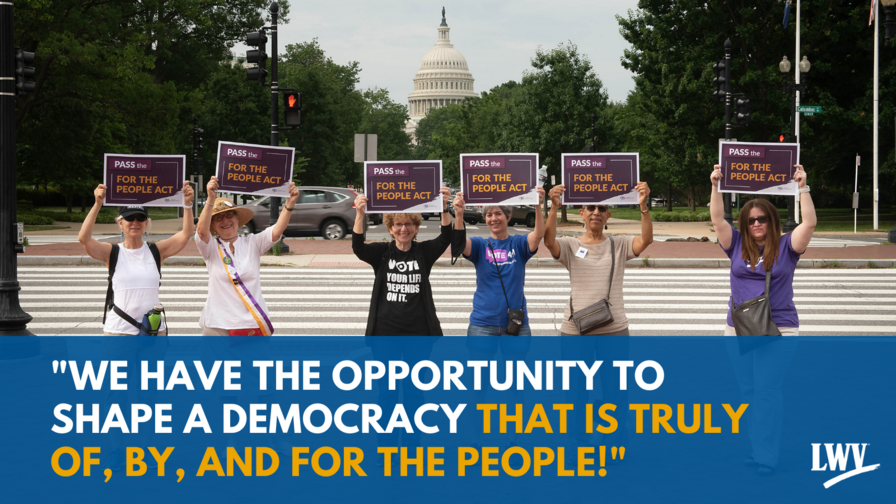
[584,205,609,213]
[122,214,147,222]
[748,216,769,226]
[213,211,237,223]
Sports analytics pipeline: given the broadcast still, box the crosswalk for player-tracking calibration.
[803,237,882,247]
[17,266,896,336]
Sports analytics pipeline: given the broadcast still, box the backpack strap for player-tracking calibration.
[103,244,120,324]
[147,242,162,284]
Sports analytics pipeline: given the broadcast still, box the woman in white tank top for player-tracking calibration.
[79,182,195,335]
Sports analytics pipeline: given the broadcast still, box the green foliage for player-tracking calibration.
[31,209,117,223]
[649,211,711,222]
[18,213,55,225]
[17,200,34,212]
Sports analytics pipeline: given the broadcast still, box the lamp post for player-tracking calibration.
[779,54,810,232]
[883,0,896,242]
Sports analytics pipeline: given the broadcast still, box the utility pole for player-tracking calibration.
[718,39,734,226]
[0,2,37,345]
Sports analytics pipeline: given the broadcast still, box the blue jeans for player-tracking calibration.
[466,324,532,354]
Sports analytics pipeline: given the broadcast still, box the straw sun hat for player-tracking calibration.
[210,199,254,235]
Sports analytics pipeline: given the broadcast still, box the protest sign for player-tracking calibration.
[363,161,443,214]
[216,141,295,197]
[460,153,539,205]
[103,154,185,207]
[561,153,640,205]
[718,141,800,195]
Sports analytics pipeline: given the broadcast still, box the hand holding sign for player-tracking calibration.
[452,191,465,216]
[711,165,723,187]
[207,176,219,201]
[94,184,107,206]
[183,181,194,207]
[793,164,807,188]
[636,182,650,207]
[440,187,451,211]
[536,186,545,205]
[354,194,368,216]
[548,184,565,207]
[286,182,299,206]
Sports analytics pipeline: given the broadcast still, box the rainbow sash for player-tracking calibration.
[215,237,274,336]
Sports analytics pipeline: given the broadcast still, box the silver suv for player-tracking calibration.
[238,186,357,240]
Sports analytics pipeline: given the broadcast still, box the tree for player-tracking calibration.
[358,88,412,175]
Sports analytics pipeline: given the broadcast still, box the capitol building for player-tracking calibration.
[405,9,478,137]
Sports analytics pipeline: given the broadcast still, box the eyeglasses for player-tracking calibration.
[213,211,237,223]
[748,216,769,226]
[584,205,609,213]
[123,214,147,222]
[392,223,416,229]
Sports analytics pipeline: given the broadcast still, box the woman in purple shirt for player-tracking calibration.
[710,163,816,476]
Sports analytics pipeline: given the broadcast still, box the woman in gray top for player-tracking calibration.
[543,181,653,452]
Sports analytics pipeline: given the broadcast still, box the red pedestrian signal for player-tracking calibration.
[283,92,302,127]
[779,134,785,142]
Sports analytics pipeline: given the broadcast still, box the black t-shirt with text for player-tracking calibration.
[373,247,429,336]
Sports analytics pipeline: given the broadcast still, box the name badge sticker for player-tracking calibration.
[575,247,588,259]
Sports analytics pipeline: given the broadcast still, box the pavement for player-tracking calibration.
[21,216,896,268]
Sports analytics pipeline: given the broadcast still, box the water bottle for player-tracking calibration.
[537,165,548,188]
[148,304,163,332]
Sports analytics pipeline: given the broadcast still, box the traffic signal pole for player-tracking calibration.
[267,2,288,252]
[0,1,36,342]
[722,39,733,226]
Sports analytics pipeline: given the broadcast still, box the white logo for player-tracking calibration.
[811,443,880,488]
[388,259,419,273]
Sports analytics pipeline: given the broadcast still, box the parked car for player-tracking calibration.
[238,186,358,240]
[507,205,538,228]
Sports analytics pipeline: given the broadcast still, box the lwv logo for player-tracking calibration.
[811,443,880,488]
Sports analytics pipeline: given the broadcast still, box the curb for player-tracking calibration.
[18,255,895,269]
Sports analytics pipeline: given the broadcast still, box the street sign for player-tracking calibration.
[797,105,822,113]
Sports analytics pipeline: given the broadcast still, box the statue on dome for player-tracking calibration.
[442,7,445,20]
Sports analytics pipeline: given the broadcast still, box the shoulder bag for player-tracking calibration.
[732,268,782,355]
[568,236,615,334]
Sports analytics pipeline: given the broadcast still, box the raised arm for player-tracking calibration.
[631,182,654,256]
[710,165,733,249]
[544,185,564,259]
[156,181,195,261]
[271,182,299,242]
[526,186,546,254]
[196,176,218,245]
[439,187,451,227]
[789,165,816,254]
[78,184,114,265]
[455,191,473,257]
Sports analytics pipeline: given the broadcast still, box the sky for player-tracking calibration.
[236,0,642,104]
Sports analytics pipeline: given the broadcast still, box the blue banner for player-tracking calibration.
[1,336,893,503]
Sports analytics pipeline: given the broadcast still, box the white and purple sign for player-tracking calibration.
[215,141,295,197]
[103,154,185,207]
[561,153,640,205]
[718,141,800,195]
[460,153,539,205]
[364,161,443,214]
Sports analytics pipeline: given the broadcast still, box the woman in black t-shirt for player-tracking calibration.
[351,187,465,452]
[352,187,465,336]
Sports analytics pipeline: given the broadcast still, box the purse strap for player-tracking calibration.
[486,239,521,311]
[569,236,615,313]
[730,266,773,310]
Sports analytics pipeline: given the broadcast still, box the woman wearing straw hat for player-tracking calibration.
[195,175,299,335]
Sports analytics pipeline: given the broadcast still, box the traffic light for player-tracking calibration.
[779,134,786,142]
[15,48,35,94]
[735,97,751,126]
[712,59,726,102]
[283,92,302,127]
[245,31,268,84]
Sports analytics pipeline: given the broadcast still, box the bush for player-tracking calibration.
[17,200,33,212]
[649,210,711,222]
[16,187,69,207]
[31,209,117,224]
[18,213,55,225]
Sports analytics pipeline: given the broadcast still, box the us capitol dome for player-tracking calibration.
[405,8,478,137]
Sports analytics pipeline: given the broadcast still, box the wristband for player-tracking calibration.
[799,185,810,193]
[640,208,650,215]
[184,203,193,209]
[285,206,295,212]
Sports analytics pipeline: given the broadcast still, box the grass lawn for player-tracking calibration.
[24,225,71,232]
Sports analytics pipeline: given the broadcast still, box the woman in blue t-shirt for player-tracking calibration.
[460,187,546,347]
[710,163,816,476]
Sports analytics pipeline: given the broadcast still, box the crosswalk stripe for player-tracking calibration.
[17,266,896,336]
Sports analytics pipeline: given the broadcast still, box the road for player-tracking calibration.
[18,266,896,336]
